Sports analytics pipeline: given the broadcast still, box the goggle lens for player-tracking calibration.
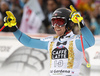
[52,18,65,27]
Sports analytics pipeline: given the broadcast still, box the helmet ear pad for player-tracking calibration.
[65,20,74,31]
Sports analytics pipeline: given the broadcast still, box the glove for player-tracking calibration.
[4,11,18,32]
[4,11,17,27]
[70,5,83,23]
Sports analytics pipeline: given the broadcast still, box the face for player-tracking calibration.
[61,0,70,7]
[52,18,66,36]
[47,0,57,12]
[0,1,9,12]
[54,25,66,36]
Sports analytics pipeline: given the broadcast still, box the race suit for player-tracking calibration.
[13,26,95,76]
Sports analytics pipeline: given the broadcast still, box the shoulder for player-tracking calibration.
[69,34,80,40]
[75,35,80,39]
[40,35,59,42]
[40,36,54,41]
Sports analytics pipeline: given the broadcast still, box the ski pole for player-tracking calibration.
[75,17,91,68]
[0,26,6,32]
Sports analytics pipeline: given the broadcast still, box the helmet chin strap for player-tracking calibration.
[63,19,74,36]
[65,31,70,35]
[60,28,70,38]
[59,30,70,40]
[64,23,70,35]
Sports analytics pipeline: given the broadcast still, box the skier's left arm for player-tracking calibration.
[75,22,95,51]
[70,5,95,51]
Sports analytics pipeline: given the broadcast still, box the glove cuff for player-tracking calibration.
[80,20,85,28]
[9,26,18,32]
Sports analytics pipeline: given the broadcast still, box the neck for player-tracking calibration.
[65,31,70,35]
[59,31,71,38]
[65,30,72,35]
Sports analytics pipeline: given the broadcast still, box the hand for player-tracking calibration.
[70,5,83,23]
[4,11,17,27]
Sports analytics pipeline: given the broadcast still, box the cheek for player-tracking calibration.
[62,29,65,33]
[62,27,66,32]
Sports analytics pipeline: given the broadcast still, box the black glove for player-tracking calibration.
[4,11,18,32]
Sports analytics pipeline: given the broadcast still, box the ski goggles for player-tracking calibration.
[51,18,66,27]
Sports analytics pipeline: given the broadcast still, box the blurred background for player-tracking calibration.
[0,0,100,35]
[0,0,100,76]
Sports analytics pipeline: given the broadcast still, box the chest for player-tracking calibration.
[49,39,74,59]
[48,36,83,69]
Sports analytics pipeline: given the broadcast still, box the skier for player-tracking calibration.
[3,5,95,76]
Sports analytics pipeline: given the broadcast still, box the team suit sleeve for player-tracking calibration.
[75,23,95,51]
[13,30,49,50]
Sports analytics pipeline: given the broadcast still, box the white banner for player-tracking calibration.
[20,0,45,33]
[25,0,45,21]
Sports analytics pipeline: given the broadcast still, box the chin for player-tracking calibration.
[56,33,63,36]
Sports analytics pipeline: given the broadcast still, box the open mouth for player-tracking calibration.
[56,29,61,31]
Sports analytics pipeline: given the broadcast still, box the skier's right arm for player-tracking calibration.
[3,11,49,50]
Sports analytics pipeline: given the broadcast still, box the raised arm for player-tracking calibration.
[13,29,48,50]
[75,25,95,51]
[3,11,48,50]
[70,5,95,51]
